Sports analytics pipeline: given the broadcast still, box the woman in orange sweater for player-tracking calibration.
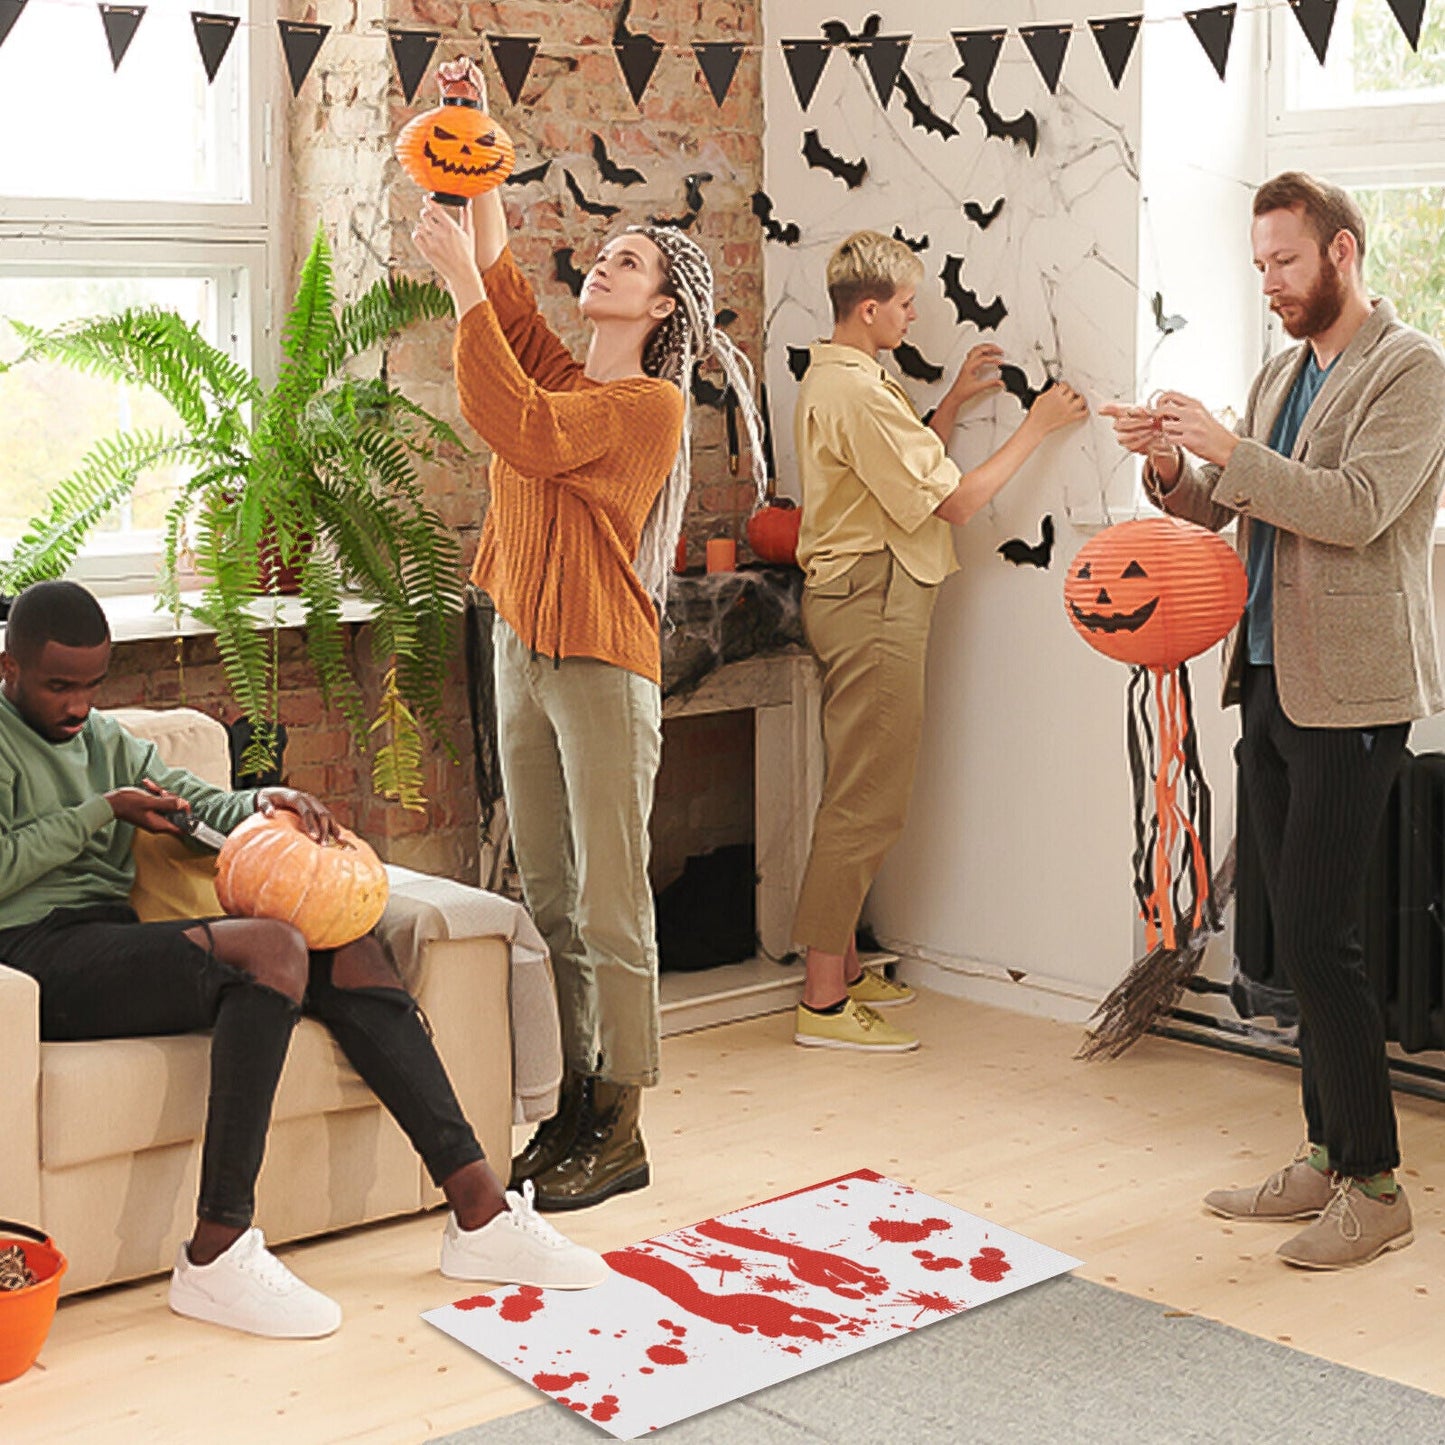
[413,63,765,1213]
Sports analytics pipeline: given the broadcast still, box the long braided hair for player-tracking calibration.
[625,224,768,613]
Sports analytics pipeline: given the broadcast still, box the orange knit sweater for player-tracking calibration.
[458,249,684,683]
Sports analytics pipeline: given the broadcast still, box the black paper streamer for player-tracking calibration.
[487,35,539,105]
[1184,5,1235,80]
[191,11,239,84]
[1020,23,1071,95]
[553,248,586,297]
[940,255,1007,330]
[997,515,1055,569]
[892,225,929,252]
[1290,0,1339,63]
[894,71,958,139]
[964,197,1005,229]
[693,40,743,106]
[752,191,801,245]
[1090,16,1142,90]
[277,20,328,96]
[855,33,910,106]
[893,341,943,384]
[564,170,621,219]
[782,38,834,111]
[613,0,663,108]
[0,0,27,51]
[1385,0,1425,49]
[591,134,645,187]
[507,159,551,187]
[802,129,867,189]
[389,29,439,105]
[787,345,812,381]
[100,4,145,71]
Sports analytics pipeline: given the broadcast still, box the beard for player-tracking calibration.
[1273,254,1348,339]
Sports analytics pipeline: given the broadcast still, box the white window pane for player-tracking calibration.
[0,275,216,543]
[0,6,249,203]
[1285,0,1445,109]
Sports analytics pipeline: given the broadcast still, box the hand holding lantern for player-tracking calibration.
[396,58,515,206]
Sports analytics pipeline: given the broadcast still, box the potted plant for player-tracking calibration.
[0,227,464,807]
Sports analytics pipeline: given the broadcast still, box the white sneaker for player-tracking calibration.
[168,1228,342,1339]
[440,1181,610,1289]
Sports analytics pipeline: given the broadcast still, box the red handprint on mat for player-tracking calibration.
[693,1218,890,1300]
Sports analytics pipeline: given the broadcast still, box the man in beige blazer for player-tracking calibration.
[1104,172,1445,1270]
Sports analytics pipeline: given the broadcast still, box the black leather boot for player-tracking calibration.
[508,1067,586,1188]
[531,1077,650,1211]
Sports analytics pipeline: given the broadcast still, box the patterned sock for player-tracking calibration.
[1355,1171,1398,1202]
[1307,1143,1330,1174]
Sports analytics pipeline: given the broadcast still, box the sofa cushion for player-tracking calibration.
[40,1018,376,1170]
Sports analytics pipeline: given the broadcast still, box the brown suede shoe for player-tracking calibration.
[509,1068,585,1189]
[1203,1153,1334,1221]
[1276,1180,1413,1270]
[531,1078,650,1213]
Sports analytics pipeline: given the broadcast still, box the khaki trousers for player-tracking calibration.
[494,620,663,1087]
[792,550,939,955]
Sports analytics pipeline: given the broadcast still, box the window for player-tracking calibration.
[0,0,283,594]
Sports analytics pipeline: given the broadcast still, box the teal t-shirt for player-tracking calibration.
[1245,350,1338,665]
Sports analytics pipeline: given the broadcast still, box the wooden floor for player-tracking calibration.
[4,993,1443,1443]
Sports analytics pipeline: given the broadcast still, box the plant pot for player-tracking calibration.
[257,527,313,596]
[0,1221,67,1384]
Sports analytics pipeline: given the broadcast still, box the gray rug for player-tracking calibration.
[428,1276,1444,1444]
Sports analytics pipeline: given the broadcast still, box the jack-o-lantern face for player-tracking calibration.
[396,102,515,202]
[1063,517,1246,669]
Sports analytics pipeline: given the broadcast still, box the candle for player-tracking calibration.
[675,535,688,573]
[706,537,736,573]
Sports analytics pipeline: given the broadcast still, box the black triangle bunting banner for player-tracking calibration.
[277,20,328,96]
[487,34,539,105]
[856,34,910,106]
[99,4,145,70]
[1090,15,1142,89]
[613,16,663,108]
[1019,23,1071,95]
[693,40,743,106]
[389,28,440,105]
[1384,0,1425,49]
[1185,4,1236,79]
[0,0,26,52]
[191,12,238,84]
[782,38,833,112]
[951,29,1007,92]
[1289,0,1338,64]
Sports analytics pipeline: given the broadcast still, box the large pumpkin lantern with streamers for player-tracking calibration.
[216,811,389,950]
[1064,516,1246,1059]
[395,69,514,206]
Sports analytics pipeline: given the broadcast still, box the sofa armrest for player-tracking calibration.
[0,963,43,1223]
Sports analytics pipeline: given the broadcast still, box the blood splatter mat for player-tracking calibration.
[423,1169,1081,1439]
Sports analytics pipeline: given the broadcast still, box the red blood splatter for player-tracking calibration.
[453,1294,495,1311]
[757,1274,799,1294]
[692,1219,888,1300]
[499,1286,546,1322]
[702,1252,745,1284]
[639,1367,654,1375]
[565,1401,587,1413]
[589,1328,601,1336]
[896,1288,961,1321]
[647,1344,688,1366]
[867,1217,951,1244]
[659,1318,686,1334]
[969,1247,1011,1283]
[913,1249,963,1272]
[782,1345,802,1354]
[533,1371,589,1392]
[591,1396,621,1423]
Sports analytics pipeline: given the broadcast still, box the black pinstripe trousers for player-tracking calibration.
[1239,664,1408,1177]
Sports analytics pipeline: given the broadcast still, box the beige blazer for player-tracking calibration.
[1151,299,1445,727]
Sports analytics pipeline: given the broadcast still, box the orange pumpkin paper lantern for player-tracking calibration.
[1064,517,1246,1059]
[395,70,515,206]
[215,811,390,950]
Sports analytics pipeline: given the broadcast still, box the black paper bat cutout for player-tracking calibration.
[940,256,1008,330]
[716,307,737,329]
[997,514,1055,569]
[553,247,586,296]
[999,363,1054,410]
[691,372,726,408]
[507,159,551,187]
[752,191,801,245]
[1152,291,1187,335]
[591,133,646,187]
[787,345,812,381]
[894,71,958,140]
[892,225,929,252]
[893,341,943,383]
[952,57,1039,155]
[683,171,713,213]
[963,197,1004,230]
[820,14,881,48]
[563,170,621,219]
[802,130,868,190]
[650,208,700,230]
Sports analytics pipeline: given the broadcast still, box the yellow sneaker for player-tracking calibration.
[847,967,915,1008]
[794,998,920,1052]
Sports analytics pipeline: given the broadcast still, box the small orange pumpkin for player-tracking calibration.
[745,498,802,566]
[215,810,389,950]
[395,71,515,205]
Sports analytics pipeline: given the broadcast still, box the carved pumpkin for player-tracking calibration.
[745,498,801,566]
[395,72,514,205]
[215,810,389,950]
[1064,517,1245,669]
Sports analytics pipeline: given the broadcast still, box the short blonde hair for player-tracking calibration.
[826,231,924,321]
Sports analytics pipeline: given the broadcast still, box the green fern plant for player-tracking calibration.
[0,226,464,805]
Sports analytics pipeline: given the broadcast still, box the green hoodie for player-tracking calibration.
[0,692,258,931]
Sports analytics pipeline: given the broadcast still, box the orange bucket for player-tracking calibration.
[0,1220,67,1384]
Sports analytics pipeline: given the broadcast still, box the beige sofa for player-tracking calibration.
[0,706,560,1296]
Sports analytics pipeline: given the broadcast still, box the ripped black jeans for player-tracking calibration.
[0,904,484,1228]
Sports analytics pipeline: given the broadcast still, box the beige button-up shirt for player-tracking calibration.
[793,342,961,588]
